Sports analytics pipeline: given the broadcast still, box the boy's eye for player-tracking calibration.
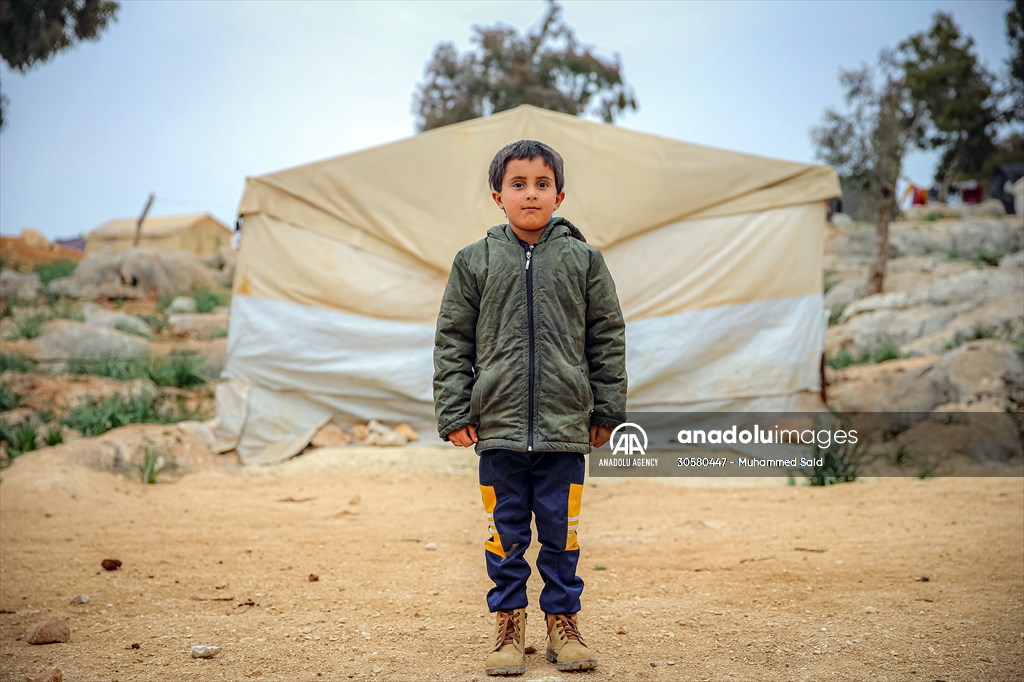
[512,182,525,189]
[539,182,549,188]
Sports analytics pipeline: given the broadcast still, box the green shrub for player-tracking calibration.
[42,425,64,447]
[67,352,210,388]
[828,305,846,327]
[0,353,35,372]
[192,288,229,313]
[34,260,77,284]
[62,391,199,437]
[0,382,18,411]
[0,419,39,459]
[157,293,175,312]
[801,432,873,486]
[138,445,167,484]
[823,269,839,296]
[50,300,84,322]
[12,312,50,340]
[827,342,906,370]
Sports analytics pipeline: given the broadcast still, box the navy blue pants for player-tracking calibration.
[478,449,586,614]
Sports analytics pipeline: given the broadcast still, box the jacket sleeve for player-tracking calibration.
[433,249,480,441]
[584,250,627,429]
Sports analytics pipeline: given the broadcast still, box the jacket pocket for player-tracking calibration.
[470,368,490,421]
[576,365,594,413]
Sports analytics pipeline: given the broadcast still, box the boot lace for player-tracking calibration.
[495,611,522,647]
[552,614,584,644]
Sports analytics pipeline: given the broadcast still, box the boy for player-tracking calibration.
[433,140,627,676]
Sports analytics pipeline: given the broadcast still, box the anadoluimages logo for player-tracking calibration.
[609,423,648,456]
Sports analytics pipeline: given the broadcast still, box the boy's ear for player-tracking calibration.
[492,190,505,212]
[554,190,565,210]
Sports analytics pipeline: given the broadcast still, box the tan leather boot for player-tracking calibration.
[545,613,598,671]
[485,609,527,676]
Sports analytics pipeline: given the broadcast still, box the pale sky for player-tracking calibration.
[0,0,1014,240]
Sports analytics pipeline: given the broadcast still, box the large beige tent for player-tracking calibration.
[86,212,232,257]
[213,105,841,463]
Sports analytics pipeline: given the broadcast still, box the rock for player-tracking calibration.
[310,423,352,448]
[102,558,122,571]
[167,313,229,340]
[81,303,153,338]
[892,413,1021,462]
[190,645,221,659]
[308,574,319,582]
[31,320,149,365]
[1000,250,1024,269]
[824,279,861,314]
[889,217,1023,258]
[28,667,62,682]
[394,423,420,443]
[167,296,197,314]
[828,269,1023,355]
[425,543,437,551]
[864,605,878,614]
[829,340,1024,413]
[68,593,90,605]
[525,677,563,682]
[901,292,1024,356]
[0,270,41,303]
[830,212,854,227]
[25,619,70,644]
[352,419,413,446]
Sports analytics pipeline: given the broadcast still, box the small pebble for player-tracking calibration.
[308,574,319,582]
[425,543,437,551]
[864,606,878,614]
[190,645,221,659]
[68,594,89,605]
[101,559,122,571]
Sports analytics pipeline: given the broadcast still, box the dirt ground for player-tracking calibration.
[0,443,1021,682]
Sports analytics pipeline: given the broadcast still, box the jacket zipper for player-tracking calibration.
[525,244,535,451]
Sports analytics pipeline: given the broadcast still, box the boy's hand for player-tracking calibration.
[590,424,612,448]
[449,424,479,448]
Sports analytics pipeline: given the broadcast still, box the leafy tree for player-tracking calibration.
[897,12,997,200]
[812,60,924,295]
[412,0,637,132]
[1006,0,1024,120]
[0,0,119,129]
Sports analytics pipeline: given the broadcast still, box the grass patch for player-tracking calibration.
[156,288,230,315]
[947,249,1009,268]
[944,321,1021,351]
[10,312,51,340]
[0,382,18,411]
[828,305,846,327]
[62,391,199,437]
[192,288,229,313]
[823,269,839,296]
[0,419,38,460]
[138,446,167,484]
[42,425,64,447]
[801,417,873,486]
[67,352,211,388]
[50,299,84,322]
[0,353,35,373]
[33,260,77,284]
[826,341,906,370]
[923,211,942,222]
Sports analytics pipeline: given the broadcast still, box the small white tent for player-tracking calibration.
[213,105,841,463]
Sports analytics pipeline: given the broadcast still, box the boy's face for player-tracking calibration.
[492,156,565,244]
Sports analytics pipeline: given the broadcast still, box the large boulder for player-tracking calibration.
[829,340,1023,413]
[46,249,217,299]
[828,268,1023,355]
[888,217,1023,259]
[81,303,153,339]
[0,270,41,303]
[30,320,149,367]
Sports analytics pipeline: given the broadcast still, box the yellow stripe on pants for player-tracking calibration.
[566,483,583,551]
[479,484,505,558]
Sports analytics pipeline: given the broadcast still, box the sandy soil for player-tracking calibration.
[1,444,1021,682]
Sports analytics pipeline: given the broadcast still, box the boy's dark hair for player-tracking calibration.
[488,140,565,194]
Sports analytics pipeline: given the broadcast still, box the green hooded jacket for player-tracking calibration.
[433,217,627,453]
